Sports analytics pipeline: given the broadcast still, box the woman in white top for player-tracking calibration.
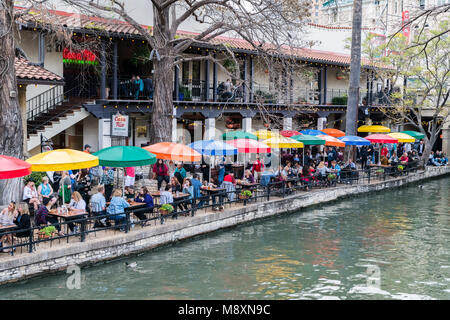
[0,201,18,251]
[23,180,40,211]
[67,191,87,234]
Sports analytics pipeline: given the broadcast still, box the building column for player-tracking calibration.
[212,54,217,102]
[442,125,450,156]
[174,58,179,100]
[249,56,254,103]
[317,116,327,131]
[243,57,247,102]
[283,117,293,131]
[112,40,118,99]
[172,117,178,143]
[100,42,107,100]
[242,117,252,133]
[204,58,210,101]
[18,85,28,155]
[205,118,216,140]
[98,118,111,149]
[322,66,327,104]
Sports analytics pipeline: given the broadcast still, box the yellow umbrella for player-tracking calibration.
[253,129,281,140]
[357,125,391,133]
[387,132,415,143]
[262,136,304,148]
[26,149,99,171]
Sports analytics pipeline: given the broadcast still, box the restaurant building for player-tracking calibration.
[13,6,447,156]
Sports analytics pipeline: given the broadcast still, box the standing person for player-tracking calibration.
[191,174,204,207]
[89,185,108,229]
[58,171,72,204]
[381,144,389,158]
[134,76,144,100]
[174,163,187,185]
[418,140,425,156]
[83,144,92,154]
[360,146,368,169]
[100,167,115,202]
[23,180,40,211]
[76,169,92,204]
[143,76,154,99]
[222,172,236,202]
[251,155,264,182]
[153,159,170,190]
[37,176,53,206]
[223,79,234,100]
[124,166,135,188]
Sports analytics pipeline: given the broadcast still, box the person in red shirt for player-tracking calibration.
[153,159,170,190]
[223,172,236,184]
[251,155,264,182]
[124,167,135,187]
[400,153,409,164]
[381,144,389,158]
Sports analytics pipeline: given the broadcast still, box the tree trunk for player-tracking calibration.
[149,54,174,144]
[345,0,363,136]
[0,1,24,206]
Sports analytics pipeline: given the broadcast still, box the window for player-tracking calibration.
[419,0,425,9]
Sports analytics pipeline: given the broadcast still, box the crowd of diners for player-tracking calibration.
[0,140,447,253]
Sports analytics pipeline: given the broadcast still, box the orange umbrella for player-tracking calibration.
[321,128,345,138]
[317,135,346,147]
[143,142,201,162]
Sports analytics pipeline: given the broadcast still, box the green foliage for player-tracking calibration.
[327,173,336,180]
[23,172,47,187]
[331,96,348,105]
[39,226,56,237]
[130,45,151,67]
[160,204,174,213]
[223,59,236,73]
[397,165,404,171]
[179,87,192,101]
[240,190,252,197]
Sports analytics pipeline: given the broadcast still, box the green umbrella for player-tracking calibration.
[93,146,156,167]
[291,134,326,145]
[291,134,326,165]
[400,131,425,140]
[222,130,258,141]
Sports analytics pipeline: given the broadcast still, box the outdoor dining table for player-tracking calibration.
[201,187,226,209]
[150,192,191,205]
[0,224,16,231]
[49,209,88,240]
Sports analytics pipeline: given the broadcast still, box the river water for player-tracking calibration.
[1,177,449,300]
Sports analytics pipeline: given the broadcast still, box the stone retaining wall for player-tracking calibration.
[0,166,448,285]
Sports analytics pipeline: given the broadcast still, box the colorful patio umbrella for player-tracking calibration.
[300,129,326,136]
[357,125,391,133]
[143,142,201,162]
[26,149,99,171]
[365,134,398,144]
[0,155,32,179]
[93,146,157,167]
[280,130,301,138]
[222,130,258,141]
[387,132,415,143]
[253,129,281,140]
[321,128,345,138]
[262,137,304,149]
[291,134,326,145]
[401,130,425,140]
[338,135,371,146]
[226,139,271,153]
[317,135,346,147]
[188,140,238,156]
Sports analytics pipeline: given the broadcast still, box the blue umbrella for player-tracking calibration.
[300,129,326,136]
[188,140,238,156]
[338,135,371,146]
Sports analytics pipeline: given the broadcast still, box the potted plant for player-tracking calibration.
[375,168,384,175]
[239,190,252,200]
[397,165,404,171]
[159,204,174,216]
[38,226,57,240]
[327,173,336,181]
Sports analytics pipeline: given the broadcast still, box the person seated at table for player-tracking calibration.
[13,202,32,240]
[0,201,18,251]
[160,184,174,205]
[380,155,389,166]
[124,186,135,200]
[291,162,303,177]
[389,152,399,165]
[329,160,341,181]
[38,176,53,206]
[300,166,313,191]
[106,189,130,231]
[67,191,87,234]
[243,170,255,184]
[170,176,182,193]
[222,172,236,202]
[133,186,154,223]
[274,165,287,184]
[23,180,40,211]
[343,159,356,170]
[191,174,206,207]
[316,162,330,181]
[90,185,108,228]
[400,152,409,165]
[174,163,187,185]
[34,197,64,236]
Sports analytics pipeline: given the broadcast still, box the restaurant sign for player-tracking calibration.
[63,48,98,65]
[111,112,129,137]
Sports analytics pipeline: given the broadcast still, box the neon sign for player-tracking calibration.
[63,48,98,65]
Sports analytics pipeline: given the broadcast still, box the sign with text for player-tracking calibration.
[402,11,411,42]
[111,113,129,137]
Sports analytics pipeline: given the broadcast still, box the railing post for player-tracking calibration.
[266,184,270,201]
[125,211,130,233]
[368,168,371,184]
[28,227,33,253]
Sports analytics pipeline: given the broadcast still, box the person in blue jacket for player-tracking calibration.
[107,189,130,231]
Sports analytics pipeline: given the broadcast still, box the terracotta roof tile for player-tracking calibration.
[15,57,64,83]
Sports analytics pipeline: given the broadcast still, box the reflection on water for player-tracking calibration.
[1,178,449,300]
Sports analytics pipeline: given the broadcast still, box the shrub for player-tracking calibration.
[331,96,348,105]
[23,172,48,187]
[240,190,252,197]
[160,204,174,213]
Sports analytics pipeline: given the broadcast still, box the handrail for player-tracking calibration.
[26,85,65,122]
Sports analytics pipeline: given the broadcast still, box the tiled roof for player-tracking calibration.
[15,57,64,84]
[16,6,378,68]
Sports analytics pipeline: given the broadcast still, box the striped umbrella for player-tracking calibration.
[225,139,271,153]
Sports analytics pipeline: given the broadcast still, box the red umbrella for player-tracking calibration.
[365,134,398,144]
[0,155,31,179]
[226,139,271,153]
[280,130,301,138]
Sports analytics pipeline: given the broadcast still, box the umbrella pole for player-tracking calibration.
[122,168,125,198]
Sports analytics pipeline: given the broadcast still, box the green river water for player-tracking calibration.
[1,177,449,300]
